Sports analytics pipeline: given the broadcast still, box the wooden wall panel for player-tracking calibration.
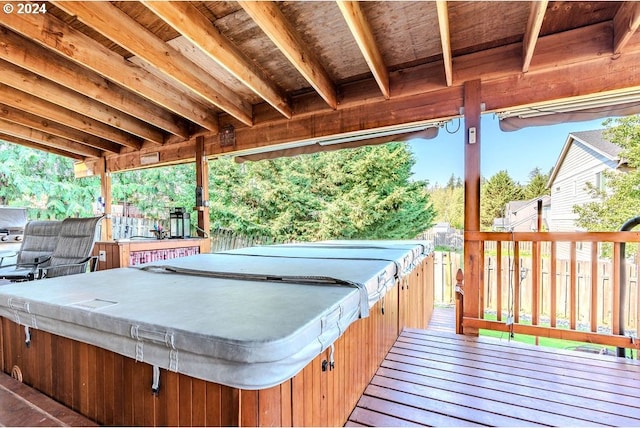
[92,239,208,271]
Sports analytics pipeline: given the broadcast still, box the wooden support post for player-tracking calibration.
[99,157,112,241]
[463,79,482,336]
[195,136,211,253]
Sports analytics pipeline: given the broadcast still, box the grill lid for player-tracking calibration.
[0,206,27,242]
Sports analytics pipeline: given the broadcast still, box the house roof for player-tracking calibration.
[2,2,640,172]
[547,129,623,188]
[506,195,551,214]
[570,129,623,159]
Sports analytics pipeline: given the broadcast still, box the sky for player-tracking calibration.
[408,114,611,187]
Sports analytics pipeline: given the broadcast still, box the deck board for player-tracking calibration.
[0,372,97,427]
[347,307,640,427]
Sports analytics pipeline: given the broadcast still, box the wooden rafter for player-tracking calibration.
[0,27,189,139]
[143,1,292,120]
[436,1,453,87]
[0,103,122,153]
[522,0,548,73]
[0,134,85,160]
[1,12,219,133]
[240,1,338,109]
[614,1,640,55]
[337,1,390,99]
[0,60,162,146]
[0,83,142,150]
[0,119,103,158]
[53,1,253,127]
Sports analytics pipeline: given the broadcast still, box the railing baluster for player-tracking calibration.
[513,243,520,324]
[613,242,622,336]
[496,242,502,322]
[591,244,598,333]
[479,241,486,318]
[532,239,540,326]
[550,241,557,328]
[570,242,577,330]
[460,231,640,349]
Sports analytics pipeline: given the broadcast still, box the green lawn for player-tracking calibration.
[479,312,618,355]
[479,328,615,353]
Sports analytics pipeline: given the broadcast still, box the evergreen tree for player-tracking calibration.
[209,143,436,240]
[428,185,464,229]
[480,170,524,229]
[0,142,99,219]
[523,167,550,199]
[111,165,195,221]
[0,140,435,240]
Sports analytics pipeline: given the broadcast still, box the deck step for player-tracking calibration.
[0,372,97,427]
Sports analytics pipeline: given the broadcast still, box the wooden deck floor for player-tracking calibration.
[0,372,97,427]
[347,307,640,427]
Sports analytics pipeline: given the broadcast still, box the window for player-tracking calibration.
[595,171,607,192]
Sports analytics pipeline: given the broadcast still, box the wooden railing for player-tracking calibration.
[460,231,640,351]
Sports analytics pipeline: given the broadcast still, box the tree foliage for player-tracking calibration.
[111,165,195,220]
[428,175,464,229]
[574,116,640,231]
[480,170,524,229]
[0,140,434,241]
[209,143,435,240]
[0,142,100,219]
[523,167,551,200]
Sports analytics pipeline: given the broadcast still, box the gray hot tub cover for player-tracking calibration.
[0,241,432,390]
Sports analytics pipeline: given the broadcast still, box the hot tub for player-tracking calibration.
[0,241,433,426]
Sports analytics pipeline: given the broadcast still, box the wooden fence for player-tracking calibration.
[484,253,637,332]
[209,228,294,252]
[462,231,640,351]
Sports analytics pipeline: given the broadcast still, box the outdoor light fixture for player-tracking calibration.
[220,124,236,148]
[169,207,190,239]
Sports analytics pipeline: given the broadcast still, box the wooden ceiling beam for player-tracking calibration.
[522,0,548,73]
[336,1,390,98]
[143,1,292,120]
[0,27,190,140]
[436,1,453,86]
[2,12,219,133]
[0,103,122,153]
[613,2,640,55]
[453,22,617,83]
[0,133,85,160]
[0,119,104,158]
[0,60,162,146]
[53,1,253,127]
[483,49,640,112]
[108,32,640,173]
[240,1,338,109]
[0,83,142,150]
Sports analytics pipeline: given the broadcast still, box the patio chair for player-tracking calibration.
[39,216,103,279]
[0,220,62,281]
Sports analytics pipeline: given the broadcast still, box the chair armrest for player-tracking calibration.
[0,251,18,267]
[39,256,97,278]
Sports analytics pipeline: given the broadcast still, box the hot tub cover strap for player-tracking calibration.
[138,265,370,318]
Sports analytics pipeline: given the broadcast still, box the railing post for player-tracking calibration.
[455,268,464,334]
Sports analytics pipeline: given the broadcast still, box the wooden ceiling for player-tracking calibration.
[1,1,640,172]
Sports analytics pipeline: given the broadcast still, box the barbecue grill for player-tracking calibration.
[0,206,27,243]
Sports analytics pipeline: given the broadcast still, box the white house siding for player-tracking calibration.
[549,140,619,261]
